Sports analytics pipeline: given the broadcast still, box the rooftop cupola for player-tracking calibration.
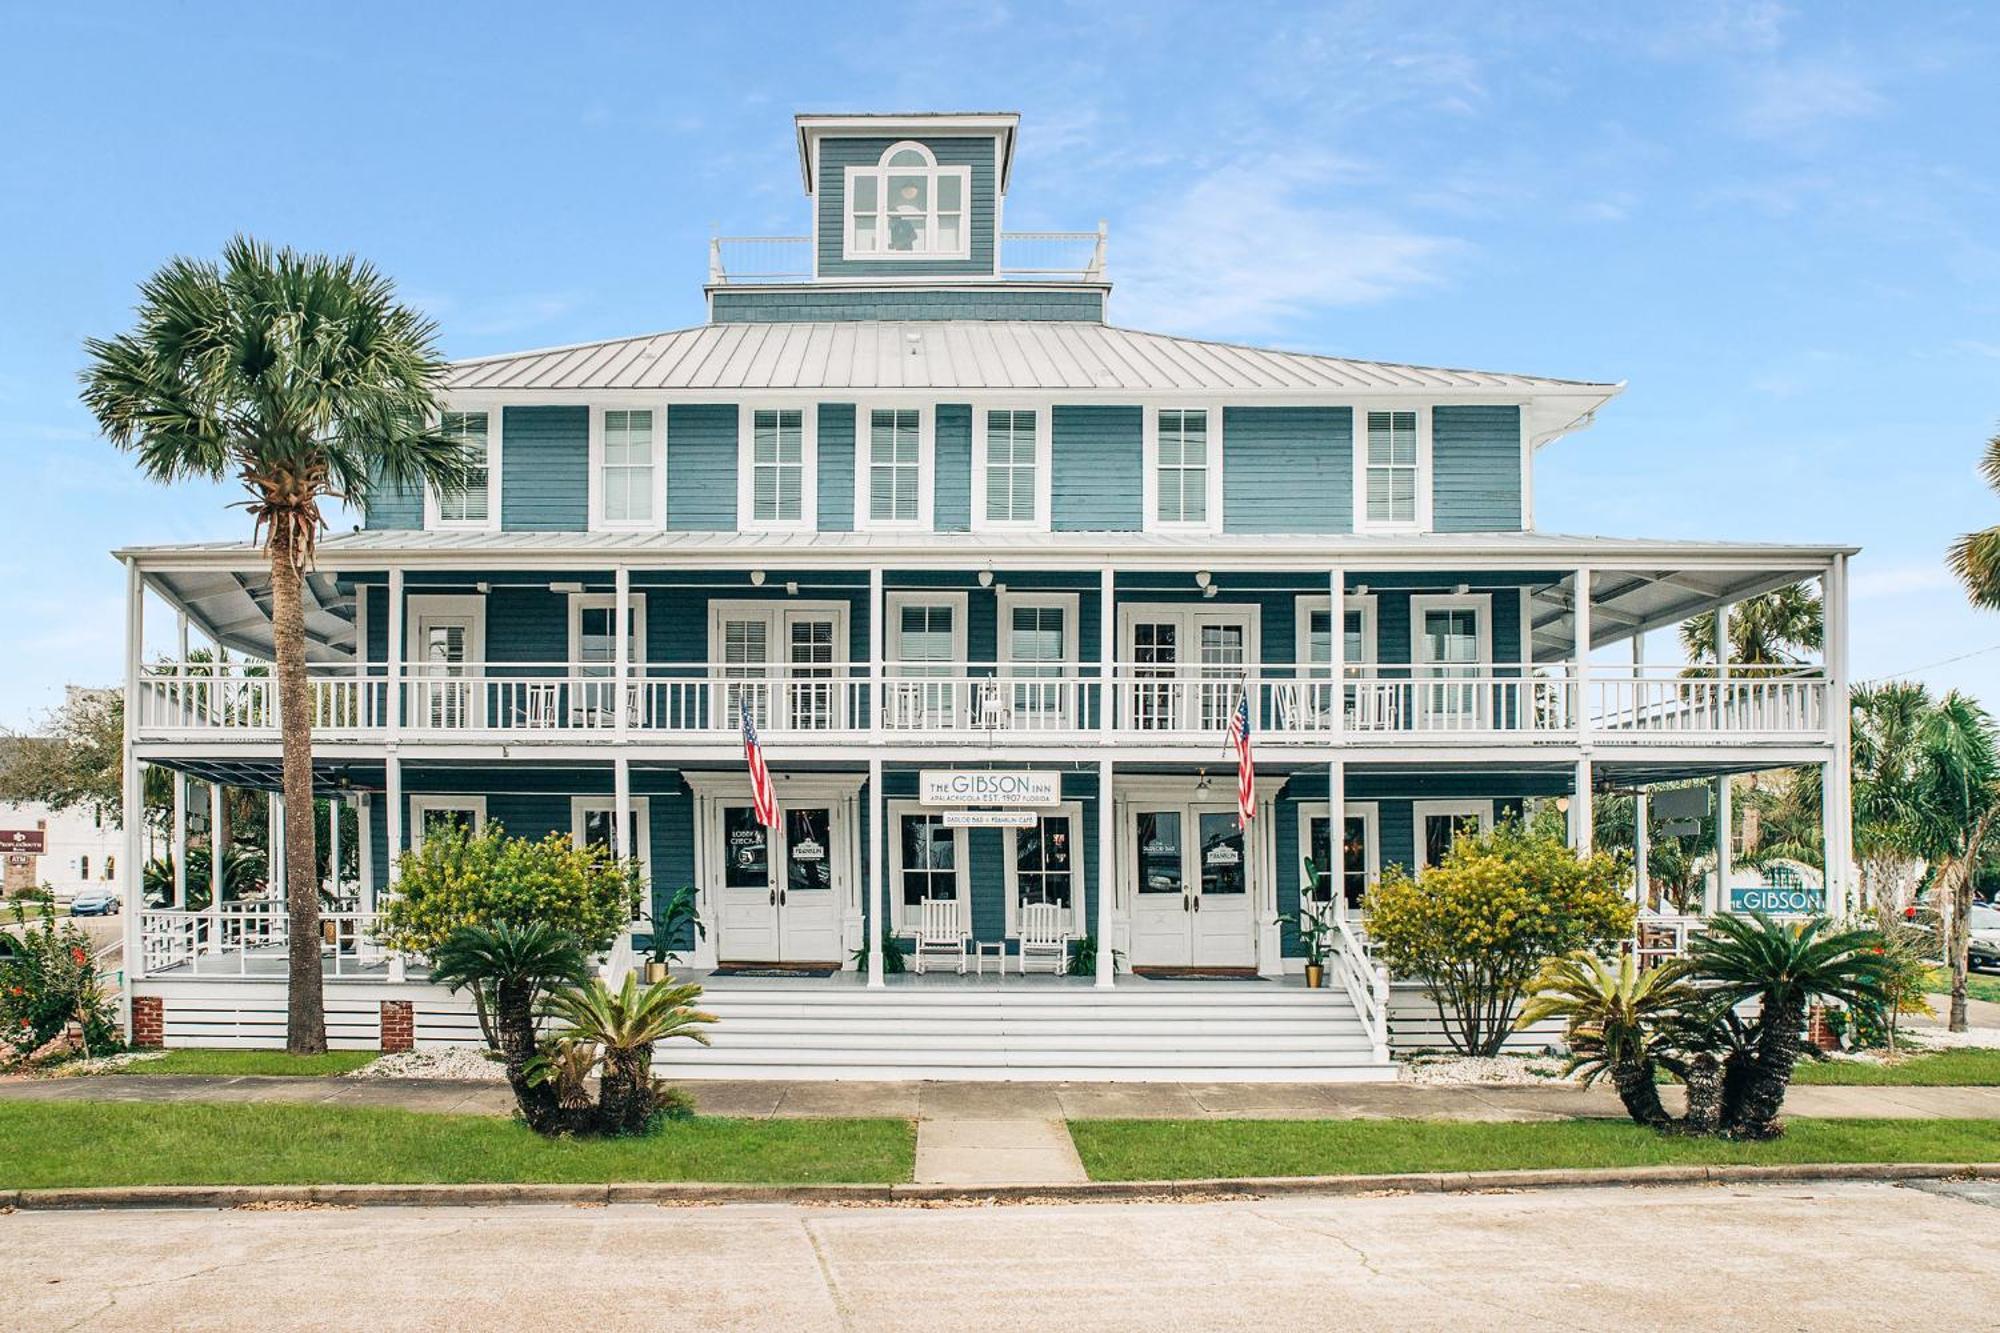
[707,112,1109,323]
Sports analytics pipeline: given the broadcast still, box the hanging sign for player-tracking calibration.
[919,770,1059,808]
[1651,787,1711,822]
[0,830,44,855]
[942,810,1038,829]
[1658,819,1702,838]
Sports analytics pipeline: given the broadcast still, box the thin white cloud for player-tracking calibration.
[1736,59,1885,143]
[1112,154,1460,338]
[1852,562,1956,600]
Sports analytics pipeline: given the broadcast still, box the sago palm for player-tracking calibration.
[545,973,715,1134]
[1689,912,1893,1138]
[81,237,471,1052]
[1517,952,1700,1128]
[430,922,589,1132]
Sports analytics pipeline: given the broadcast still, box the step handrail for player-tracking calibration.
[1330,915,1391,1062]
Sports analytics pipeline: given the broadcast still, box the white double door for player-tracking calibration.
[714,801,845,963]
[1127,803,1257,968]
[1122,605,1254,733]
[715,605,844,731]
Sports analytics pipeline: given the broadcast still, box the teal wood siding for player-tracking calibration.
[1051,405,1143,531]
[499,406,588,532]
[363,472,422,530]
[711,288,1102,323]
[934,404,971,531]
[1432,405,1524,533]
[1222,407,1351,533]
[667,404,738,531]
[815,137,997,280]
[817,404,855,531]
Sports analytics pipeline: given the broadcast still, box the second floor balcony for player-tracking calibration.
[132,658,1830,749]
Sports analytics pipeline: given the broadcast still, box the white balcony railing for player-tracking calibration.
[138,905,395,979]
[708,228,1107,285]
[134,660,1828,746]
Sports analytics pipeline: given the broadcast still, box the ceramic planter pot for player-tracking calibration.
[644,961,669,984]
[1304,962,1325,989]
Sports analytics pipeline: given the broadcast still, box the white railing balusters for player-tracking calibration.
[138,906,399,980]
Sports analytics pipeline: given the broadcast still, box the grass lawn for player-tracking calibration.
[1790,1046,2000,1086]
[1068,1117,2000,1182]
[1927,969,2000,1006]
[110,1049,384,1077]
[0,1102,914,1188]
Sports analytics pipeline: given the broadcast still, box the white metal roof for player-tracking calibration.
[444,321,1620,401]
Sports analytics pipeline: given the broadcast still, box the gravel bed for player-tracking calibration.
[1397,1052,1581,1086]
[345,1047,507,1081]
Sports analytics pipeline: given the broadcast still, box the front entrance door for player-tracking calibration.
[1128,804,1257,967]
[713,801,844,962]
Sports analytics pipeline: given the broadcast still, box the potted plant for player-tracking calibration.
[1294,908,1332,988]
[644,942,670,984]
[649,884,704,982]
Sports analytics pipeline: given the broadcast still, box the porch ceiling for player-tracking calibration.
[1528,563,1824,661]
[148,567,356,664]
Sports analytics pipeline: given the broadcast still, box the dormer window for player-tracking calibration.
[845,142,970,261]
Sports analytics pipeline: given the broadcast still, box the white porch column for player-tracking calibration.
[866,756,884,987]
[121,559,144,997]
[1572,568,1593,852]
[386,567,405,737]
[1632,634,1649,907]
[1572,758,1594,856]
[1327,757,1347,921]
[384,752,404,980]
[208,781,224,931]
[356,794,375,912]
[1100,566,1115,735]
[614,565,631,741]
[171,612,188,908]
[328,791,342,907]
[1328,567,1346,742]
[267,791,283,888]
[1710,602,1732,915]
[868,567,884,734]
[1096,756,1115,988]
[1824,554,1853,916]
[613,755,632,864]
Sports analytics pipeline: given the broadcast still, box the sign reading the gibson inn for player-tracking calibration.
[920,770,1060,808]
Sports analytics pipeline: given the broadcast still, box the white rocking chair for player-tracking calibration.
[904,897,969,975]
[1016,902,1072,975]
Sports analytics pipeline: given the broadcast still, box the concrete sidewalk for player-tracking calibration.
[5,1073,2000,1123]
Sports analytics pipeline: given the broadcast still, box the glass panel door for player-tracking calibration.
[786,614,837,730]
[1130,620,1178,731]
[778,805,840,961]
[894,602,956,728]
[581,806,647,923]
[715,803,778,960]
[719,617,771,730]
[1006,604,1067,727]
[574,604,641,725]
[1197,812,1246,899]
[1420,607,1483,728]
[1193,809,1255,966]
[417,617,472,729]
[1197,620,1247,732]
[1129,810,1190,966]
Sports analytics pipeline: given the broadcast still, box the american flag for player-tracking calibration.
[1227,688,1255,828]
[741,699,777,828]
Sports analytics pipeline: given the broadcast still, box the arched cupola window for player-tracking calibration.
[845,141,971,260]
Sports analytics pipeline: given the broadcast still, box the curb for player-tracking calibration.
[4,1161,1994,1212]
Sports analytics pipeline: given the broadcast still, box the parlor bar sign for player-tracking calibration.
[919,770,1059,808]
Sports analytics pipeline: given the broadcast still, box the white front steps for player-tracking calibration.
[655,981,1396,1082]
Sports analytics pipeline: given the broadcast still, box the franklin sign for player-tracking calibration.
[919,770,1059,808]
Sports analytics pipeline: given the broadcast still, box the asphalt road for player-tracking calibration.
[5,1180,1998,1330]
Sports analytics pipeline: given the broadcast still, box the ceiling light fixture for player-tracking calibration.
[749,569,766,587]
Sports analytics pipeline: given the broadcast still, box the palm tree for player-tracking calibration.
[1849,681,1933,922]
[81,238,470,1053]
[431,922,590,1133]
[544,973,715,1135]
[1517,952,1702,1128]
[1947,428,2000,608]
[1901,692,2000,1031]
[1689,913,1893,1138]
[1679,583,1824,666]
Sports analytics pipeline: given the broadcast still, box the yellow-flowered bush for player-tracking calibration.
[1365,822,1634,1056]
[377,823,641,958]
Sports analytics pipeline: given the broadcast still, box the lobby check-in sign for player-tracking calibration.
[918,770,1060,808]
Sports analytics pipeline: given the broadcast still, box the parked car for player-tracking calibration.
[68,887,120,917]
[1971,902,2000,973]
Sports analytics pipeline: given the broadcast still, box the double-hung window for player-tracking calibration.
[1362,409,1422,528]
[845,142,971,260]
[597,408,658,527]
[741,407,813,529]
[431,411,497,529]
[980,409,1039,526]
[863,407,925,526]
[1152,408,1212,527]
[999,593,1077,727]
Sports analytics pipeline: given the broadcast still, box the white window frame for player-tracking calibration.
[586,404,665,532]
[1407,594,1493,669]
[737,404,818,531]
[842,141,973,263]
[1412,799,1495,871]
[1293,595,1379,672]
[566,593,648,670]
[404,594,488,668]
[1297,800,1380,911]
[425,407,502,532]
[885,590,969,667]
[1003,800,1088,937]
[1142,405,1223,532]
[971,405,1049,531]
[997,592,1080,674]
[887,798,969,933]
[571,795,653,922]
[854,402,935,531]
[1355,406,1433,533]
[408,796,487,850]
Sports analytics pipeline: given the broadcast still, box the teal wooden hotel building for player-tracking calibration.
[117,113,1855,1078]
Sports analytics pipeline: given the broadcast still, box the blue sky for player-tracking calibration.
[1,1,1996,726]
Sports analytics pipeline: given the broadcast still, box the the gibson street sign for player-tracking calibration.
[919,770,1059,808]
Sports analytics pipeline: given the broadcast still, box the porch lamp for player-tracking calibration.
[1194,570,1212,589]
[977,569,994,588]
[750,569,767,587]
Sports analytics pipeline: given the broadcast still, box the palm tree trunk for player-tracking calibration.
[269,522,326,1054]
[1611,1058,1671,1128]
[1733,997,1805,1139]
[1681,1054,1723,1136]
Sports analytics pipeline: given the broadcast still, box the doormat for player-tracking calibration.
[1131,967,1262,981]
[711,962,843,978]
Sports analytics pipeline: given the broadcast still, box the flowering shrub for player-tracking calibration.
[0,902,120,1055]
[376,822,642,958]
[1365,822,1635,1056]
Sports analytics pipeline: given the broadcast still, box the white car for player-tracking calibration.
[1971,902,2000,973]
